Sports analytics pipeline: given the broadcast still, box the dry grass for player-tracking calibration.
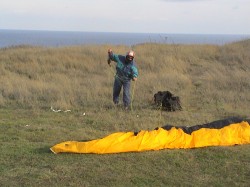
[1,41,250,120]
[1,41,249,118]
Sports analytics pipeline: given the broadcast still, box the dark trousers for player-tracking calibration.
[113,77,131,107]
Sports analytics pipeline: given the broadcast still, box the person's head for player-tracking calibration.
[125,50,135,63]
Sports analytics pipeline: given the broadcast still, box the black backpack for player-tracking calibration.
[154,91,182,111]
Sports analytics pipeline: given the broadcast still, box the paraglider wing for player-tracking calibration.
[50,118,250,154]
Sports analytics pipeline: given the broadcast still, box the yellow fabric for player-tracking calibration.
[50,121,250,154]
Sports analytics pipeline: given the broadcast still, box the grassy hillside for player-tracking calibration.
[0,40,249,186]
[0,40,249,123]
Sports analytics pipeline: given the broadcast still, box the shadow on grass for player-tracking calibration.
[36,146,53,154]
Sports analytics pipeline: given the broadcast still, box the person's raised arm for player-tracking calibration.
[107,48,113,65]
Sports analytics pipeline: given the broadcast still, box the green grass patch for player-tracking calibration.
[0,108,249,186]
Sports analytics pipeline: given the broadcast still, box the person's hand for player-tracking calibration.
[107,49,112,66]
[132,77,137,81]
[107,58,111,66]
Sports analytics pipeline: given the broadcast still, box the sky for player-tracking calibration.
[0,0,250,34]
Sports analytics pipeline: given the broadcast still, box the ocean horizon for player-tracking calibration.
[1,29,250,48]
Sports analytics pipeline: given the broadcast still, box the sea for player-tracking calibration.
[0,29,250,48]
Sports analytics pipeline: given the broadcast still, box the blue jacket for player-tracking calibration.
[109,53,138,81]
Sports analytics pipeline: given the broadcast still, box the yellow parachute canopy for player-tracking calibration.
[50,118,250,154]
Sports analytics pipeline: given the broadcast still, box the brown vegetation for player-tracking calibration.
[0,40,249,121]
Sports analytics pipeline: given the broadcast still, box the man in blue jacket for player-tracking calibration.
[108,49,138,109]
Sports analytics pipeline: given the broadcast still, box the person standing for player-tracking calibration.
[107,49,138,109]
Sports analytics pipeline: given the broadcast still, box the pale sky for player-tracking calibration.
[0,0,250,34]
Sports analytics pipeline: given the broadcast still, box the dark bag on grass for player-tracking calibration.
[154,91,182,111]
